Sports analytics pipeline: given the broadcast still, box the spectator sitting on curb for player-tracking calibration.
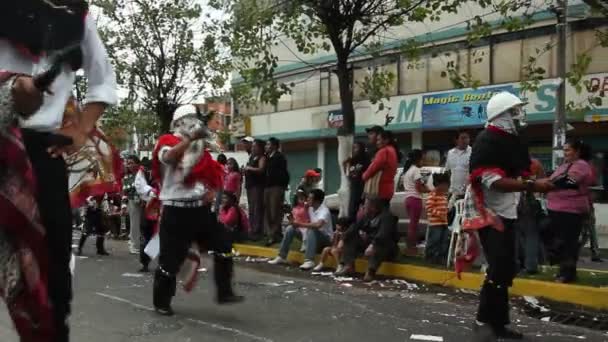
[269,189,333,270]
[292,190,311,252]
[295,169,320,203]
[219,191,250,243]
[336,196,399,282]
[313,217,351,272]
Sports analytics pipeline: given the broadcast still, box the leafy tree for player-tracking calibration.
[92,0,231,133]
[212,0,534,216]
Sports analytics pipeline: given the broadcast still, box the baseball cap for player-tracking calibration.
[305,169,320,178]
[365,125,384,134]
[241,136,254,143]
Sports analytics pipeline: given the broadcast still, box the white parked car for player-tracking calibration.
[325,166,444,237]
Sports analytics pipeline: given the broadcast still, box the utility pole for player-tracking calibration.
[553,0,568,169]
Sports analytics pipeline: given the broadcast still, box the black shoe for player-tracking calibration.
[217,294,245,305]
[472,323,497,342]
[97,250,110,256]
[493,326,523,340]
[139,266,150,273]
[154,306,174,316]
[591,256,603,262]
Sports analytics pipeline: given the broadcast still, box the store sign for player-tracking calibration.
[328,110,344,128]
[421,85,513,128]
[386,72,608,129]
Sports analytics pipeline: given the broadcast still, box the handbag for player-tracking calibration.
[552,163,578,190]
[364,171,382,197]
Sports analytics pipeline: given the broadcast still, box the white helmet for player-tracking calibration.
[172,104,199,123]
[486,92,526,121]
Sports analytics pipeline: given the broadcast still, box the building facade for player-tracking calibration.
[233,2,608,197]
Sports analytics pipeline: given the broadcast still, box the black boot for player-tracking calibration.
[96,236,110,256]
[77,234,88,256]
[214,256,244,304]
[153,268,175,316]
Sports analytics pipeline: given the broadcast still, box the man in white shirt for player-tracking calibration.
[0,3,117,340]
[445,131,472,198]
[269,189,333,270]
[152,105,243,316]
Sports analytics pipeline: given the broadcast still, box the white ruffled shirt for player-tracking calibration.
[0,15,117,132]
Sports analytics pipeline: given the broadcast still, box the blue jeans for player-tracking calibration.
[278,226,331,260]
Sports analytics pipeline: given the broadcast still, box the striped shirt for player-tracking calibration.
[426,191,449,226]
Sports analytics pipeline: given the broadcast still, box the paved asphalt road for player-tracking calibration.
[1,239,607,342]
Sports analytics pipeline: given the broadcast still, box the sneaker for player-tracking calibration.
[312,263,324,272]
[335,264,344,274]
[493,326,523,340]
[299,246,306,253]
[268,256,288,265]
[591,255,603,262]
[154,306,174,316]
[363,270,375,282]
[334,264,355,276]
[217,294,245,305]
[299,260,316,270]
[472,322,496,342]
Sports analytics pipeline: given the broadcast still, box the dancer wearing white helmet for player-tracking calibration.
[467,92,554,341]
[150,105,243,316]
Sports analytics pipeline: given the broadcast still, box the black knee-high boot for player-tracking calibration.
[213,255,244,304]
[153,268,176,315]
[96,236,110,255]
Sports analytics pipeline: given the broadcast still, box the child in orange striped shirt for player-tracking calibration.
[424,173,450,264]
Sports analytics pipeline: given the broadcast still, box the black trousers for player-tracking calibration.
[341,231,397,272]
[23,130,73,342]
[548,210,584,281]
[476,218,516,328]
[140,219,156,267]
[348,181,364,220]
[153,205,235,309]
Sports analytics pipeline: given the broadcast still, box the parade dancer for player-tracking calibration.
[466,92,553,341]
[0,1,117,340]
[123,156,143,254]
[77,196,110,256]
[151,105,243,316]
[134,161,160,273]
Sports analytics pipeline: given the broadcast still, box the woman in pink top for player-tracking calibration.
[224,158,242,200]
[546,139,594,283]
[292,190,311,252]
[219,191,250,242]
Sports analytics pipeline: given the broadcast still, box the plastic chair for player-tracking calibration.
[446,199,465,268]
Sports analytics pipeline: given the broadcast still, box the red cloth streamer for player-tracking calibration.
[455,232,480,279]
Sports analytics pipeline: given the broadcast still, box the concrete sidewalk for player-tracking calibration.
[233,243,608,311]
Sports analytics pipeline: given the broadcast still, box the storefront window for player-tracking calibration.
[320,71,330,105]
[469,46,491,85]
[330,72,341,104]
[399,56,428,94]
[353,65,369,101]
[492,39,522,83]
[523,35,555,78]
[574,29,608,74]
[428,50,458,91]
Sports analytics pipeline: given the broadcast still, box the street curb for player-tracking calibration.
[233,244,608,310]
